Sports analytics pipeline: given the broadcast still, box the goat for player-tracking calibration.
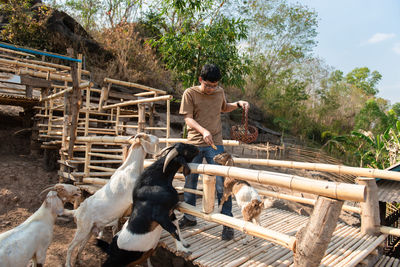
[0,191,65,267]
[213,152,264,244]
[65,133,159,267]
[40,183,82,206]
[96,142,199,267]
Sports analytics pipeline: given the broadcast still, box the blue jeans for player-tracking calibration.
[183,145,233,221]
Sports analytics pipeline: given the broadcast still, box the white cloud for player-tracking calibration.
[367,33,396,44]
[393,43,400,55]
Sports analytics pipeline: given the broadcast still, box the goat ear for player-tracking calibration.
[163,147,178,173]
[139,135,159,155]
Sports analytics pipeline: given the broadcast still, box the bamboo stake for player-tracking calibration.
[357,178,380,235]
[138,103,145,133]
[202,175,215,214]
[84,85,90,135]
[104,77,166,95]
[84,143,91,178]
[115,107,120,135]
[177,202,296,250]
[187,163,366,202]
[233,158,400,181]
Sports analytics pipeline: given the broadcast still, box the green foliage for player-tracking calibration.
[146,0,250,88]
[0,0,51,49]
[345,67,382,96]
[354,98,390,135]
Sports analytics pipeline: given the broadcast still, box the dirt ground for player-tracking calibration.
[0,105,361,267]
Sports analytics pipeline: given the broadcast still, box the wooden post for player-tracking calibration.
[294,196,344,267]
[26,85,33,98]
[84,86,90,136]
[115,107,120,135]
[138,103,145,133]
[202,174,216,214]
[67,52,82,158]
[84,142,91,179]
[357,177,380,235]
[98,84,111,112]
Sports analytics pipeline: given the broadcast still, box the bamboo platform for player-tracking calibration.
[159,200,387,267]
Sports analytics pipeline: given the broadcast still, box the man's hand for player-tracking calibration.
[237,100,250,110]
[202,129,214,147]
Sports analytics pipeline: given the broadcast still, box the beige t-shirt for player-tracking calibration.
[179,86,227,146]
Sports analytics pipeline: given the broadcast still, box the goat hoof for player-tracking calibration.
[176,250,192,258]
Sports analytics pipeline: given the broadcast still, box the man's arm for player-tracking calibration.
[222,100,250,113]
[184,115,214,146]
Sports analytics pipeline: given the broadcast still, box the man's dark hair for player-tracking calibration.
[200,64,222,82]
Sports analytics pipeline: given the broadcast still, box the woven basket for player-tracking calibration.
[230,108,258,143]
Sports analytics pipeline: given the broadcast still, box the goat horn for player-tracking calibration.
[163,147,178,173]
[39,186,55,196]
[156,146,173,158]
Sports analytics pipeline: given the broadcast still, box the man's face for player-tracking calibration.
[199,77,219,95]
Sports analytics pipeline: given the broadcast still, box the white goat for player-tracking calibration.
[65,133,159,267]
[0,191,65,267]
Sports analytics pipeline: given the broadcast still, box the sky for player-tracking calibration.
[293,0,400,105]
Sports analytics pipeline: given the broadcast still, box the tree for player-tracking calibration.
[1,0,50,49]
[146,0,250,88]
[345,67,382,96]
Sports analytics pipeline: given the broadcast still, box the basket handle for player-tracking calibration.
[241,108,249,131]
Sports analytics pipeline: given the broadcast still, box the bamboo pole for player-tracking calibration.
[0,58,56,72]
[84,143,91,178]
[84,85,90,135]
[82,177,108,185]
[233,158,400,181]
[177,202,296,250]
[102,95,172,110]
[187,163,366,202]
[0,46,34,57]
[18,69,89,83]
[357,178,380,235]
[41,82,92,101]
[138,103,145,133]
[202,175,216,214]
[115,107,120,135]
[256,188,361,213]
[104,77,166,95]
[294,196,344,267]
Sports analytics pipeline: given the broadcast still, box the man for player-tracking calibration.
[179,64,249,240]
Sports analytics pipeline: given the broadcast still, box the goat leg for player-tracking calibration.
[171,212,190,248]
[153,208,190,254]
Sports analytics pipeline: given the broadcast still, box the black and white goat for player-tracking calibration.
[0,183,81,267]
[65,133,159,267]
[97,142,199,267]
[214,152,264,244]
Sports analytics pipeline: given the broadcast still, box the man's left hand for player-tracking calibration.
[238,101,250,110]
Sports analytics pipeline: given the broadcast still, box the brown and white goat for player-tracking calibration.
[213,152,264,244]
